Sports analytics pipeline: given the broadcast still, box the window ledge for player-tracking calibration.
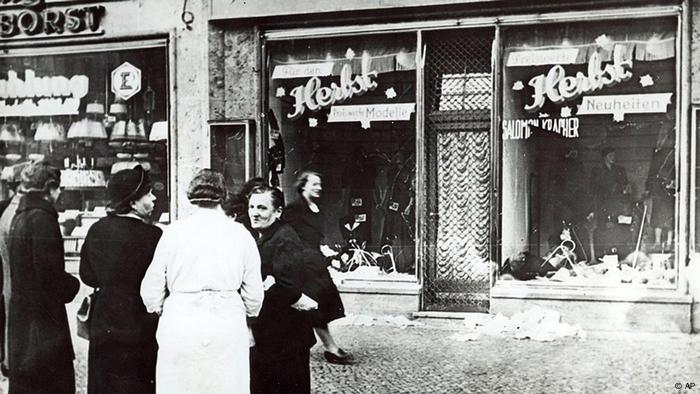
[492,281,692,304]
[336,279,421,295]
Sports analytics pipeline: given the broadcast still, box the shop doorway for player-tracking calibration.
[422,29,494,312]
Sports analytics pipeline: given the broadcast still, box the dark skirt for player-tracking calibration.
[88,339,157,394]
[251,349,310,394]
[9,360,75,394]
[301,254,345,326]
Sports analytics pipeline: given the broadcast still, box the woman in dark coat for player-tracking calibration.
[282,171,352,364]
[8,162,80,394]
[79,165,162,394]
[249,185,318,394]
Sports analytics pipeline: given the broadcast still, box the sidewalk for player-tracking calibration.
[311,318,700,394]
[1,313,698,393]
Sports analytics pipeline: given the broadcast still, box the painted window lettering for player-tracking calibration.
[524,46,632,112]
[288,52,378,120]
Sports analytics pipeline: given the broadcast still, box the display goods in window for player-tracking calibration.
[500,18,678,288]
[0,44,171,254]
[267,33,418,279]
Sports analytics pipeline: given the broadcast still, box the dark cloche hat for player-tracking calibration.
[187,169,226,203]
[107,165,152,210]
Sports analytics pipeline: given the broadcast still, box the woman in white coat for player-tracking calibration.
[141,169,264,394]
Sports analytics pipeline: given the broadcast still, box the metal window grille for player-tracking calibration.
[422,29,494,312]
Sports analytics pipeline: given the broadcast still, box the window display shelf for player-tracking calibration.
[60,169,107,189]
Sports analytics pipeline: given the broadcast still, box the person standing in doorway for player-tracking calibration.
[79,165,162,394]
[7,161,80,394]
[283,171,353,365]
[141,169,264,394]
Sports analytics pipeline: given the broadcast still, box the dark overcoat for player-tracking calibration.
[253,221,316,356]
[8,193,80,394]
[282,198,325,250]
[251,221,316,394]
[79,215,162,394]
[282,199,345,325]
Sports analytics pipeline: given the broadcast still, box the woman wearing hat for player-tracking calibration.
[79,165,162,394]
[140,169,264,394]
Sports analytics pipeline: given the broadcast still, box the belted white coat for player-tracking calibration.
[140,206,264,394]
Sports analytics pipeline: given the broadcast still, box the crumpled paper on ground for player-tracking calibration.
[452,306,585,342]
[334,314,422,329]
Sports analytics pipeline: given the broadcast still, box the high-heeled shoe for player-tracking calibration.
[324,349,354,365]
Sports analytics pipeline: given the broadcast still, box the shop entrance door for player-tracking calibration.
[422,29,494,312]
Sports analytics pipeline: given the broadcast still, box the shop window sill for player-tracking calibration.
[336,279,421,295]
[492,280,691,304]
[329,266,419,291]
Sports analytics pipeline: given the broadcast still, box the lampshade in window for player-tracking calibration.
[27,153,45,162]
[149,121,168,141]
[109,103,127,114]
[132,120,147,140]
[0,123,24,142]
[111,120,127,140]
[67,119,107,139]
[111,120,146,141]
[34,121,66,142]
[86,102,105,114]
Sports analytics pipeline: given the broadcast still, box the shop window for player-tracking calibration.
[499,18,678,288]
[266,33,417,278]
[0,44,170,255]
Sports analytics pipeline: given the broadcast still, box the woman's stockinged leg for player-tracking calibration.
[315,324,354,364]
[314,325,339,353]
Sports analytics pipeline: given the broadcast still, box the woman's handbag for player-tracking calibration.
[76,291,97,340]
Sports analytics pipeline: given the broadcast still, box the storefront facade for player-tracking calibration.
[207,0,700,332]
[0,0,211,271]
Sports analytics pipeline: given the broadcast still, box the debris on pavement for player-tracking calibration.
[334,314,423,329]
[452,306,585,342]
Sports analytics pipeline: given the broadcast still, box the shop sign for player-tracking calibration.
[0,69,88,116]
[287,52,378,120]
[111,62,141,101]
[272,62,334,80]
[211,0,502,20]
[523,47,632,113]
[507,48,579,67]
[0,0,102,5]
[0,0,105,40]
[327,103,415,127]
[576,93,672,116]
[502,117,580,141]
